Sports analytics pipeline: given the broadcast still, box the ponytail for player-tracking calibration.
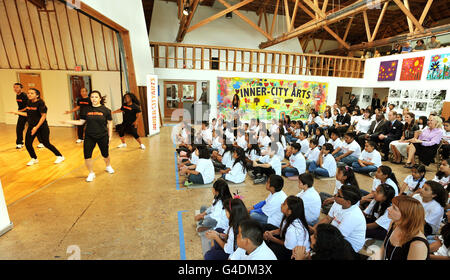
[412,165,427,192]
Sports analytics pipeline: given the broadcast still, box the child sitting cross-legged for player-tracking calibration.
[351,140,382,176]
[308,143,337,178]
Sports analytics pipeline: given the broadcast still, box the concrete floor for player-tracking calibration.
[0,124,439,259]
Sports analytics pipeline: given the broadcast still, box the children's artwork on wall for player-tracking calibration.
[400,56,425,81]
[378,60,398,81]
[427,53,450,80]
[217,77,328,121]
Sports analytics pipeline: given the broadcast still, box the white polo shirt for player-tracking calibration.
[341,140,361,158]
[296,187,321,226]
[262,190,288,227]
[297,139,310,155]
[328,137,344,151]
[328,202,366,252]
[321,154,337,177]
[413,194,445,234]
[363,200,392,230]
[372,178,399,196]
[224,227,236,255]
[359,150,382,168]
[317,135,326,147]
[269,155,282,176]
[259,135,271,149]
[222,151,234,169]
[236,135,247,150]
[275,142,285,161]
[225,162,247,184]
[247,149,261,162]
[305,147,320,162]
[282,219,311,251]
[403,175,426,195]
[229,241,277,260]
[290,152,306,175]
[195,158,215,184]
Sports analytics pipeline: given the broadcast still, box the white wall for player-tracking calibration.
[81,0,154,85]
[0,70,123,126]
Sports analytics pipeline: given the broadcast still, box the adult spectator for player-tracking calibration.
[377,111,404,161]
[401,42,412,53]
[390,43,402,55]
[427,36,441,49]
[347,94,358,113]
[335,106,351,136]
[357,112,387,148]
[390,112,419,164]
[371,93,381,110]
[413,39,426,51]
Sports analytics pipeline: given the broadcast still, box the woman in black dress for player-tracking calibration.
[9,88,64,166]
[232,94,240,111]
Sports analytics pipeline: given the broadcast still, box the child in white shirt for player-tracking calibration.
[221,147,248,184]
[296,173,321,226]
[328,129,344,157]
[305,139,320,170]
[282,143,306,178]
[235,128,247,150]
[363,183,394,240]
[308,143,337,178]
[296,131,310,155]
[400,164,426,196]
[335,132,361,166]
[252,143,282,184]
[351,140,381,175]
[184,147,215,186]
[412,181,446,235]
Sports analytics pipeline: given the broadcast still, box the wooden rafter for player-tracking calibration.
[289,0,299,32]
[403,0,414,33]
[370,1,388,42]
[416,0,434,30]
[176,0,200,42]
[342,16,353,45]
[283,0,291,32]
[270,0,280,37]
[321,0,329,13]
[362,11,371,42]
[303,0,326,19]
[318,38,325,52]
[392,0,424,32]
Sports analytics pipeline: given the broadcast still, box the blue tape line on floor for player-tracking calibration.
[177,210,188,260]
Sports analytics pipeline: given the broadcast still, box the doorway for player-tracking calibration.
[69,75,92,120]
[18,73,43,98]
[164,81,196,118]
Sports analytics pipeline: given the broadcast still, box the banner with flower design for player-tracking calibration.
[400,56,425,81]
[217,77,328,121]
[427,53,450,80]
[378,60,398,81]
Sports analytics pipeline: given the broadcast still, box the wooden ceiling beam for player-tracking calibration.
[321,0,328,13]
[362,10,371,42]
[176,0,200,42]
[283,0,291,31]
[416,0,434,30]
[270,0,280,36]
[289,0,299,32]
[392,0,424,32]
[403,0,414,33]
[370,1,388,42]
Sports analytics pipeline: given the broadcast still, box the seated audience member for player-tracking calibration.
[248,175,287,229]
[313,127,327,147]
[235,128,247,150]
[396,114,403,123]
[292,224,355,260]
[361,165,399,205]
[427,35,441,49]
[270,133,285,161]
[357,112,387,148]
[221,147,247,184]
[439,120,450,159]
[282,143,306,178]
[417,115,428,131]
[229,219,277,260]
[289,121,305,144]
[404,116,443,168]
[401,41,412,53]
[375,111,404,161]
[400,164,426,196]
[335,132,361,166]
[314,185,366,254]
[308,143,337,178]
[258,128,271,150]
[334,106,351,135]
[390,112,419,164]
[304,139,321,169]
[390,43,402,55]
[182,146,215,186]
[413,39,426,51]
[412,181,447,236]
[352,141,382,175]
[355,110,372,139]
[328,129,344,157]
[263,196,311,260]
[434,158,450,187]
[296,173,321,226]
[296,131,310,155]
[429,222,450,260]
[380,196,429,260]
[252,143,282,184]
[321,110,334,130]
[306,111,320,136]
[373,50,381,57]
[364,183,395,241]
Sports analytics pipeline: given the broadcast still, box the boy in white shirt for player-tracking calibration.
[335,132,361,167]
[304,139,320,170]
[296,131,310,155]
[296,173,321,226]
[248,175,287,228]
[308,143,337,178]
[252,143,282,184]
[258,129,271,150]
[200,121,213,145]
[235,128,247,150]
[282,143,306,178]
[328,129,344,157]
[351,140,381,175]
[229,219,277,260]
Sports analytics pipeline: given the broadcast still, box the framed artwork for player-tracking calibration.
[427,53,450,80]
[378,60,398,81]
[400,56,424,81]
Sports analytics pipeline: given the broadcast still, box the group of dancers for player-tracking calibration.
[8,83,145,182]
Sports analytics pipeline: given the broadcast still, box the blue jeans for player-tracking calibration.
[282,167,299,177]
[309,161,330,177]
[250,211,268,225]
[351,162,378,174]
[340,155,359,166]
[333,151,343,158]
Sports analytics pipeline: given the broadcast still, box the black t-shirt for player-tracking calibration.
[26,99,48,127]
[120,103,141,124]
[76,97,90,117]
[16,92,28,110]
[81,105,112,139]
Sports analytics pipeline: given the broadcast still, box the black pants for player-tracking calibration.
[25,124,62,159]
[381,137,397,157]
[77,121,86,140]
[84,135,109,159]
[17,116,43,145]
[266,236,293,260]
[365,216,388,240]
[118,123,139,139]
[254,166,275,177]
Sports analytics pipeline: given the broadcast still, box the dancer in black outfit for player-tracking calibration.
[8,88,64,166]
[63,90,114,182]
[112,93,145,150]
[65,87,90,144]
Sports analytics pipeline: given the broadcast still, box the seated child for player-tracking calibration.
[304,139,320,170]
[335,132,361,167]
[412,181,446,235]
[328,129,344,158]
[296,131,310,155]
[221,147,248,184]
[400,164,426,196]
[296,173,321,226]
[183,146,215,186]
[252,143,282,184]
[351,141,381,175]
[363,183,394,240]
[308,143,337,178]
[282,143,306,178]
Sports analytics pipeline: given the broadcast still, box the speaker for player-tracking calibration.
[211,57,219,70]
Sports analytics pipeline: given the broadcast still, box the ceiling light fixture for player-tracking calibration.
[183,5,190,16]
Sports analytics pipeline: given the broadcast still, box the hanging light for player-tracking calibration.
[183,5,190,16]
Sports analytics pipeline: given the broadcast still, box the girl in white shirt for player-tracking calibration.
[400,164,426,196]
[184,146,215,186]
[263,196,311,260]
[235,128,247,150]
[361,165,400,206]
[364,183,395,240]
[195,178,232,232]
[204,198,251,260]
[313,127,327,147]
[252,143,282,184]
[308,143,337,178]
[296,131,310,155]
[305,139,320,169]
[413,181,447,235]
[222,147,248,184]
[434,158,450,187]
[355,111,372,135]
[270,132,286,161]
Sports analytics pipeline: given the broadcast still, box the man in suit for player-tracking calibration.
[377,111,404,161]
[371,93,381,110]
[335,106,351,135]
[357,112,387,147]
[348,94,358,112]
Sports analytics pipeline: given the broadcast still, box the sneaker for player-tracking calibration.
[369,172,376,178]
[253,175,267,184]
[105,166,115,174]
[37,143,44,148]
[54,156,65,164]
[27,158,38,166]
[16,144,24,149]
[140,144,146,150]
[117,143,127,148]
[76,139,83,144]
[249,171,256,179]
[86,173,96,182]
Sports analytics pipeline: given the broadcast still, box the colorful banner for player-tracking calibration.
[427,53,450,80]
[217,77,328,120]
[146,74,160,136]
[400,56,425,81]
[378,60,398,81]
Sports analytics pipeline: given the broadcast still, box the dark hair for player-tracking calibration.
[340,184,361,205]
[239,219,264,247]
[29,88,41,98]
[310,139,319,147]
[269,141,279,154]
[366,141,377,148]
[198,146,210,159]
[298,173,314,188]
[222,143,234,157]
[123,92,140,106]
[232,147,248,173]
[411,164,426,192]
[322,143,334,154]
[344,131,356,139]
[280,196,310,243]
[296,120,304,129]
[441,223,450,248]
[329,128,340,138]
[14,82,23,88]
[311,224,355,260]
[418,116,428,127]
[378,165,399,193]
[212,178,232,206]
[315,127,325,138]
[89,90,106,105]
[247,136,261,156]
[337,166,359,189]
[436,158,450,179]
[300,131,309,138]
[369,183,395,218]
[424,180,448,208]
[224,198,250,251]
[268,174,284,192]
[291,143,301,152]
